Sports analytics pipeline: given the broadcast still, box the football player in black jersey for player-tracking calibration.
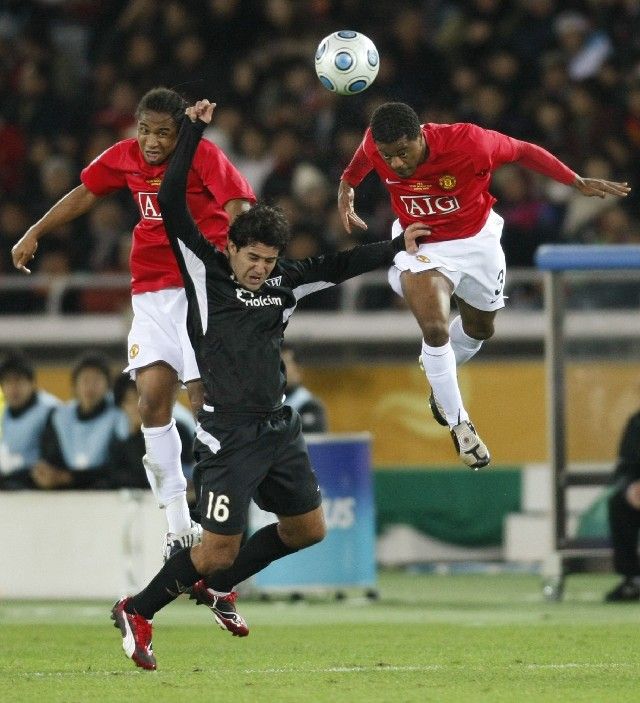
[111,100,424,670]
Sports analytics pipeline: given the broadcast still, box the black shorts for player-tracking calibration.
[192,405,322,535]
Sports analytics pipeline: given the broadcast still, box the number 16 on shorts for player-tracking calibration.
[206,491,230,522]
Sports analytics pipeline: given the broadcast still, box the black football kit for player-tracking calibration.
[158,118,409,533]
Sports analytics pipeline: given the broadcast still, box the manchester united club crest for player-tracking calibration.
[438,174,456,190]
[129,344,140,359]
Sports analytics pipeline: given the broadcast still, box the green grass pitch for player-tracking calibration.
[2,571,640,702]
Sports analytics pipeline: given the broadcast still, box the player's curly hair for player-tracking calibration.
[229,203,291,253]
[370,102,421,143]
[135,87,187,128]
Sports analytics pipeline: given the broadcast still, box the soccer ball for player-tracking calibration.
[314,31,379,96]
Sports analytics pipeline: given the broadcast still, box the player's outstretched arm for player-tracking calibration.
[338,179,368,234]
[282,223,425,296]
[11,184,98,274]
[572,176,631,199]
[158,108,215,256]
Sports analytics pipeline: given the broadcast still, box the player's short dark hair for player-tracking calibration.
[370,102,421,143]
[0,352,34,382]
[136,87,187,128]
[112,374,136,407]
[71,353,112,386]
[229,203,291,253]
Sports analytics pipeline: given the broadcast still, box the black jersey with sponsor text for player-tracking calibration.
[159,119,407,413]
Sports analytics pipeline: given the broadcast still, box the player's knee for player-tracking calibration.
[191,542,239,575]
[138,393,173,426]
[466,322,494,341]
[419,320,450,347]
[303,521,326,547]
[282,519,326,550]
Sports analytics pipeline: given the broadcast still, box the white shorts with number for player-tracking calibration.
[124,288,200,383]
[388,209,507,312]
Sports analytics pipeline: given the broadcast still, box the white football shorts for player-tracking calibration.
[124,288,200,383]
[388,209,507,312]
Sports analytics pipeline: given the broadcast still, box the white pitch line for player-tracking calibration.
[20,662,634,678]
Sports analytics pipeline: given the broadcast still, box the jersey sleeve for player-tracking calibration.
[279,235,406,300]
[470,125,576,185]
[80,142,129,195]
[194,139,256,207]
[158,120,217,261]
[341,132,374,186]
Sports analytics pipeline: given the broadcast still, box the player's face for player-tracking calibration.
[375,134,426,178]
[136,111,179,165]
[0,373,35,409]
[227,241,279,291]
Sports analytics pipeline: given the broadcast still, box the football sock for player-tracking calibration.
[449,315,483,366]
[165,496,193,535]
[420,340,469,427]
[142,420,190,533]
[206,523,297,593]
[127,548,201,620]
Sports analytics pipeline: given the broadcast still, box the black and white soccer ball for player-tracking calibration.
[314,31,379,96]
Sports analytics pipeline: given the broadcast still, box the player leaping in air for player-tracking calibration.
[339,102,630,469]
[11,88,256,555]
[110,99,424,670]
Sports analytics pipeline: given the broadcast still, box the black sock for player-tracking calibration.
[207,523,297,593]
[127,548,202,620]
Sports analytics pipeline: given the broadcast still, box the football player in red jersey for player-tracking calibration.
[339,102,630,469]
[11,88,256,553]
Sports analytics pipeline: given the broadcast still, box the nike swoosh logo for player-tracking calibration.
[385,178,401,184]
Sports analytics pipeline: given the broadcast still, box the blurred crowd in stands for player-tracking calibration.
[0,344,325,492]
[0,349,197,492]
[2,0,640,312]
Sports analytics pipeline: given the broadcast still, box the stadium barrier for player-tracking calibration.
[535,244,640,600]
[248,433,376,593]
[0,434,377,599]
[0,489,166,599]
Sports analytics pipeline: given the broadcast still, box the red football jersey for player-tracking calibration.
[342,123,576,243]
[81,138,256,293]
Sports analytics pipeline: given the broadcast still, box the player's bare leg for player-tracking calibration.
[401,270,490,468]
[454,296,496,347]
[277,506,326,549]
[401,269,465,422]
[137,362,200,550]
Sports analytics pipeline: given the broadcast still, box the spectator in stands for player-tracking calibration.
[4,0,640,316]
[553,11,612,82]
[109,374,196,497]
[605,407,640,602]
[31,354,128,490]
[282,344,327,433]
[0,352,60,489]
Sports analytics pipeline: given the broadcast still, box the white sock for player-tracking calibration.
[142,420,190,534]
[165,496,193,536]
[449,315,483,366]
[420,340,468,427]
